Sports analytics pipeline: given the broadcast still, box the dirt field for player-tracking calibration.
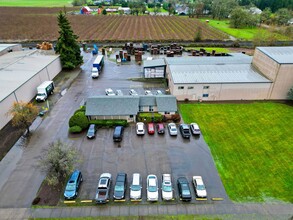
[0,7,228,42]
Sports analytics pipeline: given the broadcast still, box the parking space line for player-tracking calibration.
[64,201,76,204]
[80,200,93,203]
[130,199,142,202]
[211,198,224,201]
[114,199,126,202]
[196,198,208,201]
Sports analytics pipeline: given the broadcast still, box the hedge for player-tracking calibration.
[74,106,86,115]
[89,119,128,128]
[137,113,164,123]
[69,125,82,133]
[69,111,89,129]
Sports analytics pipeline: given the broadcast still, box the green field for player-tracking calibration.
[0,0,72,7]
[201,19,289,41]
[180,102,293,202]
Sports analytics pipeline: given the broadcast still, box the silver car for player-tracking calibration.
[105,88,115,96]
[147,174,159,201]
[161,174,173,200]
[129,89,138,96]
[168,123,178,136]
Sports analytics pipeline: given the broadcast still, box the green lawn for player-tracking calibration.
[184,47,230,53]
[0,0,72,7]
[200,19,289,41]
[147,7,168,13]
[179,102,293,203]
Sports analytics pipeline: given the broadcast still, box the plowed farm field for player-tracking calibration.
[0,7,228,42]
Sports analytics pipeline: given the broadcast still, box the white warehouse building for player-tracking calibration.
[0,44,62,130]
[166,47,293,101]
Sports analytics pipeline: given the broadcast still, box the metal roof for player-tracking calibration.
[0,44,20,54]
[169,64,271,84]
[143,59,166,68]
[156,96,177,112]
[0,50,60,101]
[165,53,252,66]
[86,96,140,116]
[257,47,293,64]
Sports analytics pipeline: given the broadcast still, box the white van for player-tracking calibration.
[130,173,142,200]
[91,67,99,79]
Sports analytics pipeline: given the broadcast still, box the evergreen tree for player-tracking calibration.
[55,11,83,70]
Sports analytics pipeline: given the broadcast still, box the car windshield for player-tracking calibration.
[65,183,76,191]
[131,185,141,191]
[182,189,191,195]
[171,127,176,131]
[149,186,157,192]
[162,185,172,192]
[115,185,124,192]
[197,185,205,190]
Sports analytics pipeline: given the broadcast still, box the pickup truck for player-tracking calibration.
[95,173,112,204]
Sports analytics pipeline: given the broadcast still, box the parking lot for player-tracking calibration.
[63,50,230,204]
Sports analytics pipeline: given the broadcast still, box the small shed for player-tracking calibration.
[143,59,166,78]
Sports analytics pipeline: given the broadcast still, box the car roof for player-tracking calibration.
[191,123,199,129]
[178,177,188,183]
[193,176,204,185]
[70,170,80,181]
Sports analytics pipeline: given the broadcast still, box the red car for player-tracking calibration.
[147,123,155,135]
[156,123,165,134]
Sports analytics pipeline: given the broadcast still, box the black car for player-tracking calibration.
[64,170,83,200]
[113,173,127,200]
[87,124,97,139]
[179,124,191,139]
[177,177,192,201]
[113,126,124,142]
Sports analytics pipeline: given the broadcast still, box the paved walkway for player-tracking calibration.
[0,203,292,219]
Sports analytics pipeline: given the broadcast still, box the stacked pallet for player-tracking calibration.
[36,42,53,50]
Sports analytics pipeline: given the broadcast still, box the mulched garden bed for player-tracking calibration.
[33,181,63,206]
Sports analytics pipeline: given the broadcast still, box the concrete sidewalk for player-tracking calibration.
[0,203,292,219]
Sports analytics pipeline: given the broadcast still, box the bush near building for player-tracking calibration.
[89,119,128,128]
[137,113,164,123]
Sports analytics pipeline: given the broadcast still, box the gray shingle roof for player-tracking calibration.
[165,53,252,66]
[169,64,271,84]
[143,59,166,68]
[139,96,156,106]
[257,47,293,64]
[86,96,139,116]
[156,96,177,112]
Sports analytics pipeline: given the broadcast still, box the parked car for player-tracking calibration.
[115,89,123,96]
[192,176,207,198]
[91,67,99,79]
[129,89,138,96]
[168,123,178,136]
[87,124,97,139]
[95,173,112,204]
[147,123,155,135]
[145,90,153,95]
[177,177,192,201]
[64,170,83,200]
[190,123,201,135]
[147,174,159,201]
[156,123,165,134]
[161,174,173,200]
[155,90,163,95]
[136,122,145,135]
[105,88,115,96]
[130,173,142,200]
[113,126,124,142]
[179,124,191,139]
[113,173,127,200]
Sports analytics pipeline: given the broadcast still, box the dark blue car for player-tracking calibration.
[64,170,83,200]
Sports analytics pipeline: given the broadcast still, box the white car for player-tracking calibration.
[105,88,115,96]
[190,123,200,135]
[145,90,153,95]
[115,90,123,96]
[155,90,163,95]
[147,174,158,201]
[130,173,142,200]
[161,174,173,200]
[129,89,138,96]
[91,67,99,78]
[136,122,145,135]
[192,176,207,198]
[168,123,178,136]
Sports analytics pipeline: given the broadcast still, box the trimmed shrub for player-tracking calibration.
[171,113,181,123]
[69,112,89,129]
[137,113,164,123]
[89,119,128,127]
[74,106,86,115]
[69,125,82,133]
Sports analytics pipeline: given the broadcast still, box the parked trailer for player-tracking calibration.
[93,55,104,72]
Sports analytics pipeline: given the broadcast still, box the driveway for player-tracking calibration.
[0,50,227,208]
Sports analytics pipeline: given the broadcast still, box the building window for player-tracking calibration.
[203,94,209,97]
[178,86,184,90]
[130,115,133,118]
[165,111,170,114]
[188,86,194,89]
[203,86,210,89]
[139,106,143,112]
[149,106,154,112]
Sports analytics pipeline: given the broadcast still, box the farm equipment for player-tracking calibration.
[92,44,98,55]
[36,42,53,50]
